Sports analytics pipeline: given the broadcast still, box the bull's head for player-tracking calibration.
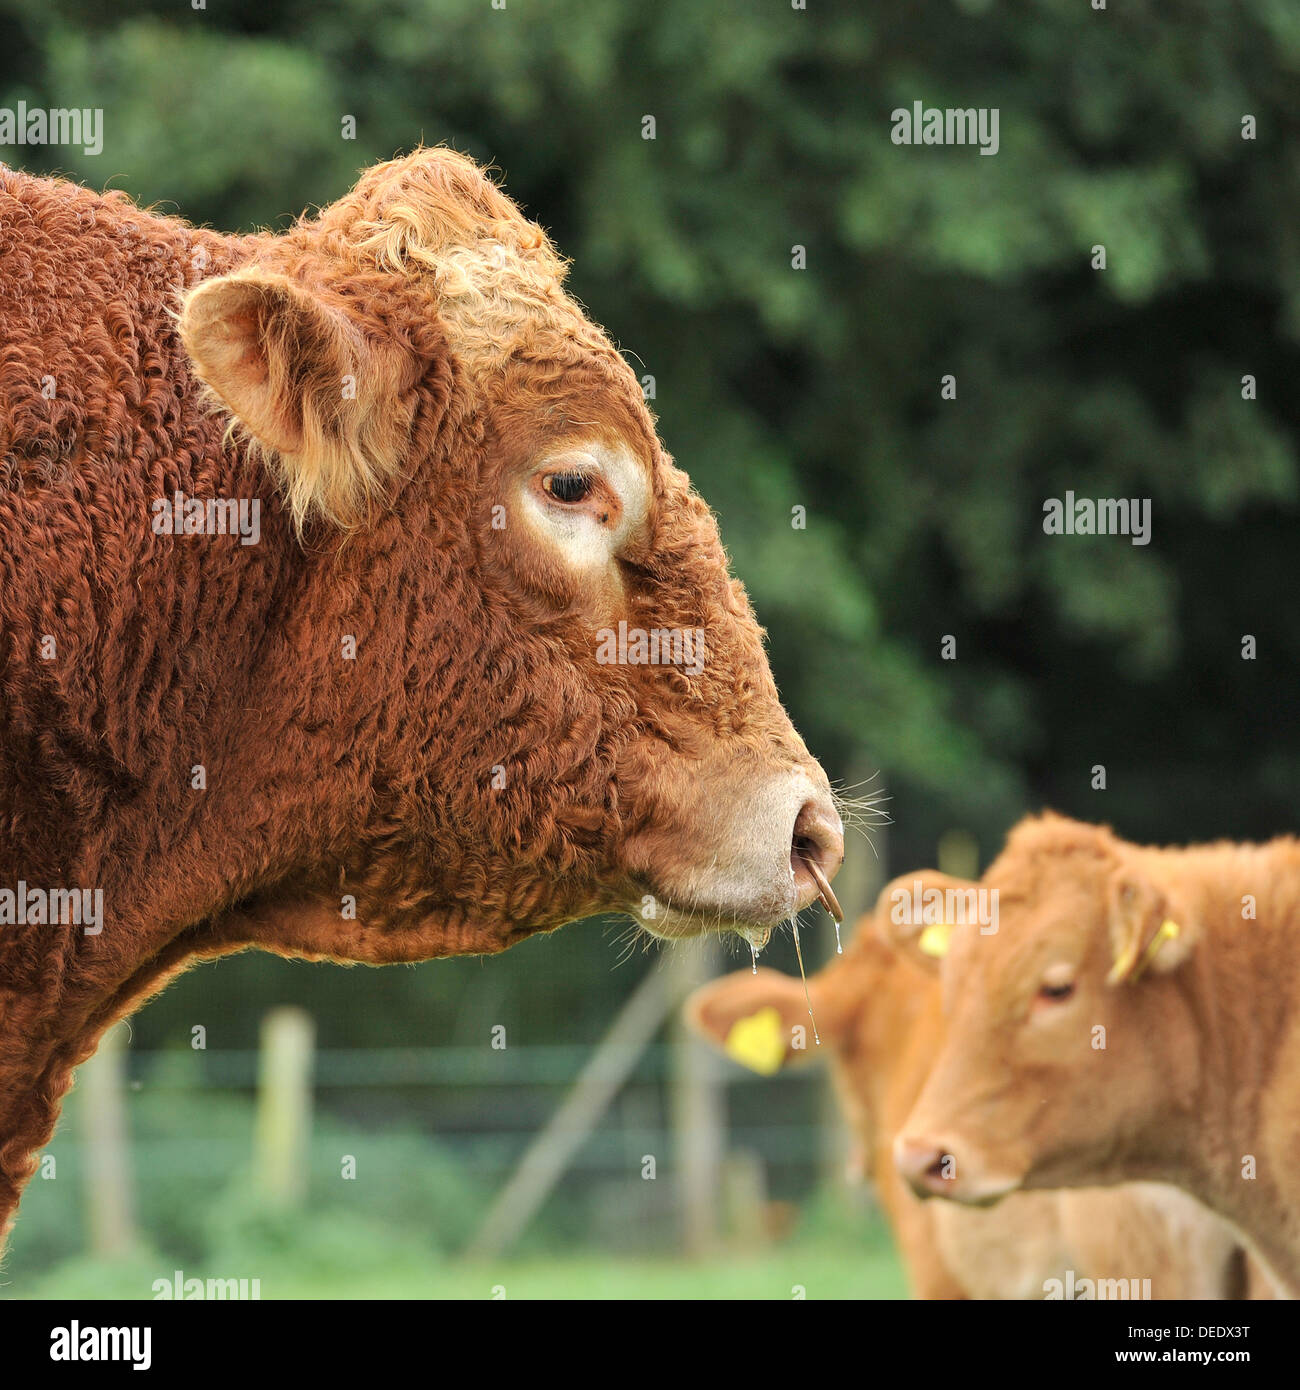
[178,148,844,956]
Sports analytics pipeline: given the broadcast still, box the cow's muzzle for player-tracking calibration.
[893,1134,1021,1207]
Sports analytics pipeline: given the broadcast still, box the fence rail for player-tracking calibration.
[125,1043,789,1087]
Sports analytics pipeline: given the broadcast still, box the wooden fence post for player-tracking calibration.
[254,1007,315,1208]
[669,940,724,1256]
[80,1022,136,1257]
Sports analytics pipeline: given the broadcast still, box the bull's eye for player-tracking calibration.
[543,471,592,504]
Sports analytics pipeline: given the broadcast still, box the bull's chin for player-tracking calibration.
[618,857,838,944]
[629,893,800,945]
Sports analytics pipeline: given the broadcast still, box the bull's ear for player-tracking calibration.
[683,967,843,1074]
[875,870,974,975]
[179,269,415,531]
[1106,865,1196,984]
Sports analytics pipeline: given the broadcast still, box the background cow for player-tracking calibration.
[685,913,1248,1298]
[0,150,842,1246]
[889,814,1297,1298]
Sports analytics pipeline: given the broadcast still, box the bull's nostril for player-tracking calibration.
[791,799,845,920]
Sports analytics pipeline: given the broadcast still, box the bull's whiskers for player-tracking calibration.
[831,778,892,866]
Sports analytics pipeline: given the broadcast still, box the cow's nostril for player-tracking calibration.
[791,799,845,919]
[894,1137,953,1196]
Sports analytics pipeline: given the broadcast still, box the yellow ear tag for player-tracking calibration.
[1110,918,1182,984]
[918,921,954,958]
[1130,918,1181,982]
[724,1006,786,1076]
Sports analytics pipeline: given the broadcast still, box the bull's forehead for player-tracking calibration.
[324,150,633,383]
[424,237,625,379]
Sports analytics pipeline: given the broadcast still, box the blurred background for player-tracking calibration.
[2,0,1299,1297]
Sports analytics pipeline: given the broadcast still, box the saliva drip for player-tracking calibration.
[791,919,820,1046]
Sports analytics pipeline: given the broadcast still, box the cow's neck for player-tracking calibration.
[1152,845,1300,1295]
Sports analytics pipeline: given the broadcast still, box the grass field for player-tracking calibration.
[7,1246,908,1300]
[6,1221,910,1300]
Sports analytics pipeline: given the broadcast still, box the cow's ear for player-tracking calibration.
[1106,866,1196,984]
[875,870,973,975]
[179,269,415,531]
[684,967,844,1074]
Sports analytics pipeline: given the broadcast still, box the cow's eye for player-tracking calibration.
[1038,980,1075,1003]
[543,471,592,504]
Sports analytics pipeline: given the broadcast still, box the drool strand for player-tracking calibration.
[791,918,820,1045]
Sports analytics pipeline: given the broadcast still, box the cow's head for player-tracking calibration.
[887,815,1200,1205]
[177,149,842,953]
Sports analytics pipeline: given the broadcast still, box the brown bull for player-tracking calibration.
[0,149,842,1247]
